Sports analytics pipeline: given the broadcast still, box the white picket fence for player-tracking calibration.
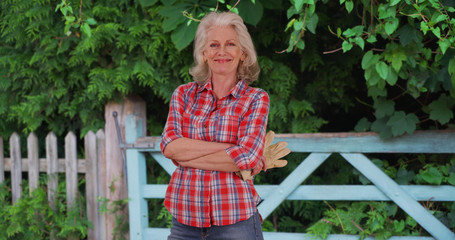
[0,130,106,240]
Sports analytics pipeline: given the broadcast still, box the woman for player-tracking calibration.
[161,11,268,240]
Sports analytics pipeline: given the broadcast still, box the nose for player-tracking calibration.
[217,46,227,55]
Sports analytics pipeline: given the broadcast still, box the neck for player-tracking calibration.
[211,73,238,99]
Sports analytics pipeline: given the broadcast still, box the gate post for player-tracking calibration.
[105,95,146,239]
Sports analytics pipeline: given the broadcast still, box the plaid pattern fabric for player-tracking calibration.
[161,80,269,227]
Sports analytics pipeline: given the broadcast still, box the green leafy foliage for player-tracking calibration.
[0,179,90,239]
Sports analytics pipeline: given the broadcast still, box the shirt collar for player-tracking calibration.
[197,79,247,99]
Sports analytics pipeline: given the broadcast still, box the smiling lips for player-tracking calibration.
[215,59,232,63]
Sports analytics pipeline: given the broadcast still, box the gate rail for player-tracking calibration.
[124,114,455,240]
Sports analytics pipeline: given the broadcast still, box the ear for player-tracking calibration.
[202,51,208,63]
[241,52,246,61]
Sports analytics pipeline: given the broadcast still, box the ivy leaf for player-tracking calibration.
[428,94,455,124]
[371,118,393,138]
[448,173,455,185]
[374,98,395,118]
[375,61,389,80]
[396,168,415,184]
[354,117,371,132]
[420,167,443,185]
[386,111,419,136]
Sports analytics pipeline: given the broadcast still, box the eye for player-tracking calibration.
[209,43,218,48]
[228,42,236,46]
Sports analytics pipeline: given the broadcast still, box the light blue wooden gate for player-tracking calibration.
[124,114,455,240]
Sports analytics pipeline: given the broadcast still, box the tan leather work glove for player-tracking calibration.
[236,131,290,181]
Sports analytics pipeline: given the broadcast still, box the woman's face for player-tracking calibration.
[203,26,245,79]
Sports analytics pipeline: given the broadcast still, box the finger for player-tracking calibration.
[264,131,275,147]
[273,148,291,159]
[240,170,253,180]
[273,159,288,168]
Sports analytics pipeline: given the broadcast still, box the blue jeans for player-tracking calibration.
[168,212,264,240]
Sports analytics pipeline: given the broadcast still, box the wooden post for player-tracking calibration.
[104,95,146,240]
[27,133,39,192]
[10,133,22,203]
[0,137,4,183]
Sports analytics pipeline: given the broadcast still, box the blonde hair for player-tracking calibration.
[189,12,260,85]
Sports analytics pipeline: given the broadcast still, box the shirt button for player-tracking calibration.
[204,123,208,128]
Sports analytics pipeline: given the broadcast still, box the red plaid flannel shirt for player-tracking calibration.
[160,79,269,227]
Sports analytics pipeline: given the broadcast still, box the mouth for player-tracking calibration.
[214,59,232,63]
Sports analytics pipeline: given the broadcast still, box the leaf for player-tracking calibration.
[294,20,303,31]
[438,39,451,54]
[396,168,415,184]
[86,18,97,25]
[353,37,364,50]
[294,0,304,11]
[386,111,419,136]
[361,50,380,69]
[420,167,443,185]
[390,0,401,6]
[428,94,455,124]
[342,41,353,52]
[371,118,393,138]
[374,98,395,118]
[385,18,399,35]
[343,25,364,37]
[375,61,389,80]
[171,20,198,51]
[139,0,158,7]
[367,34,377,43]
[431,27,441,38]
[306,13,319,34]
[354,117,371,132]
[81,23,91,37]
[397,24,422,46]
[236,0,263,26]
[394,220,405,232]
[385,66,398,86]
[448,173,455,185]
[345,1,354,13]
[378,4,396,19]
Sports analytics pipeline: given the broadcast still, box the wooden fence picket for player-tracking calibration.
[0,137,4,183]
[0,130,109,240]
[85,130,100,240]
[10,133,21,203]
[27,133,39,192]
[65,132,78,208]
[46,132,58,208]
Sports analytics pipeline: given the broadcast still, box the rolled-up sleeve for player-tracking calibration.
[225,90,270,170]
[160,86,185,153]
